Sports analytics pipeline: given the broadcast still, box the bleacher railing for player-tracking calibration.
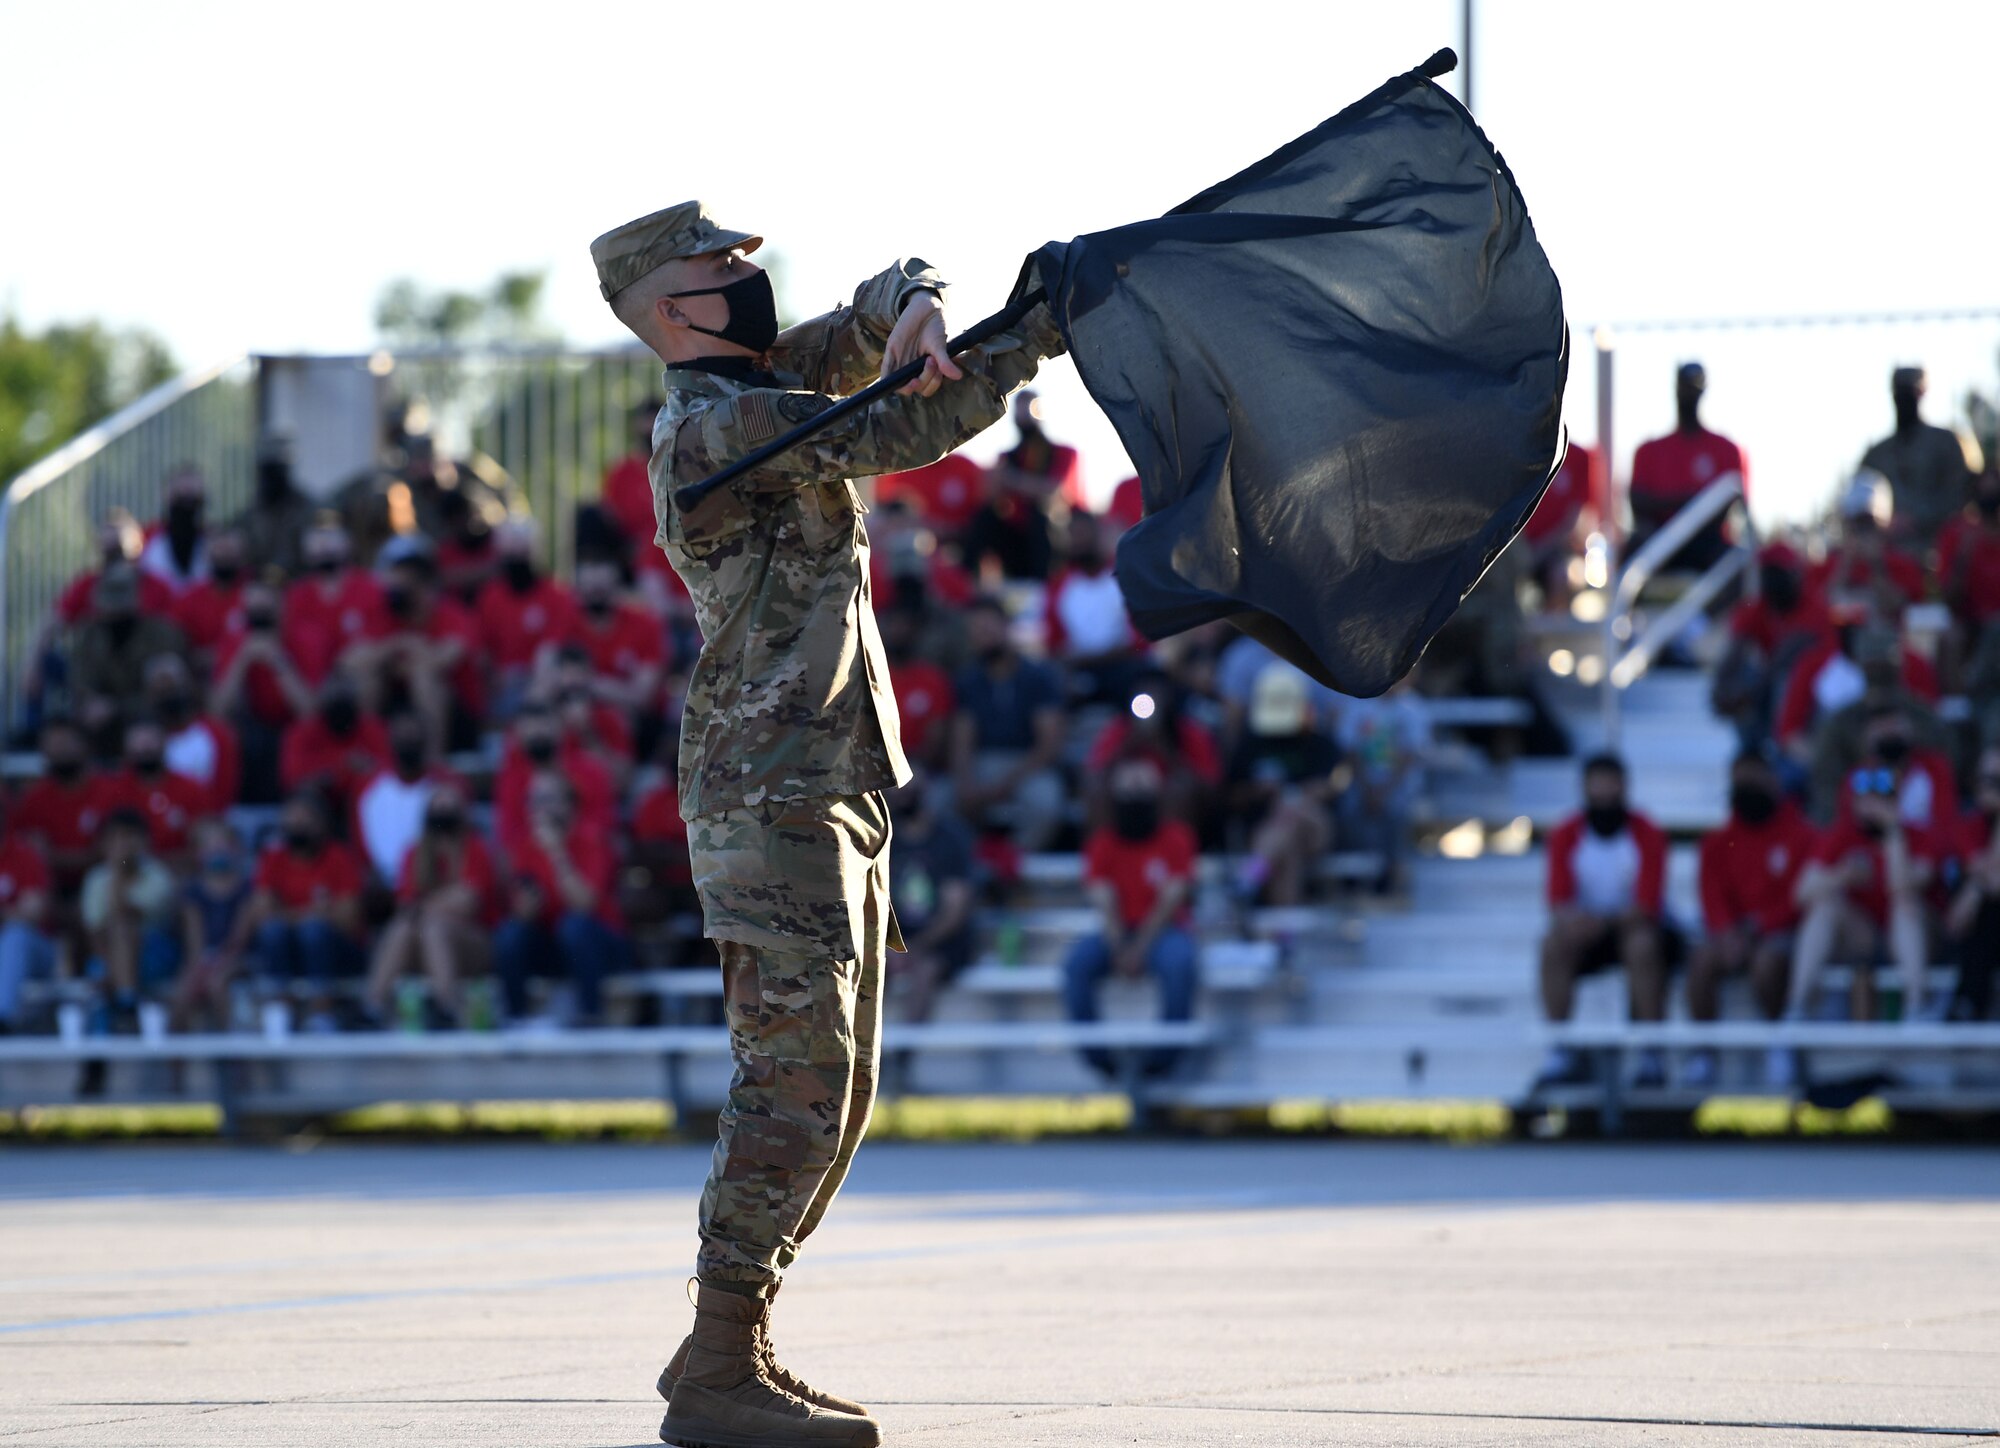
[0,358,257,729]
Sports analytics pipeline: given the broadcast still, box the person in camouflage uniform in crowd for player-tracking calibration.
[593,200,1065,1448]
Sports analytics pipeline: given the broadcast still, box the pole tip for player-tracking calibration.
[1420,47,1458,79]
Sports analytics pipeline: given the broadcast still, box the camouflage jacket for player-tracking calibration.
[651,258,1065,819]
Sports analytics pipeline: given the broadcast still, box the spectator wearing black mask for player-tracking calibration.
[234,440,314,579]
[497,773,625,1027]
[949,598,1068,851]
[477,519,581,721]
[1711,540,1829,749]
[568,556,667,730]
[345,536,482,755]
[246,791,366,1006]
[494,702,618,862]
[1044,510,1140,704]
[138,465,210,596]
[354,711,458,885]
[364,782,494,1026]
[282,522,384,690]
[434,488,498,604]
[12,716,103,898]
[279,679,390,824]
[171,526,249,659]
[1536,753,1674,1089]
[211,578,315,803]
[94,714,214,869]
[964,391,1071,582]
[1944,745,2000,1021]
[146,654,240,812]
[67,564,188,722]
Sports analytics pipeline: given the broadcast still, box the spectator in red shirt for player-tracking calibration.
[1537,754,1674,1088]
[1045,511,1142,703]
[478,519,583,719]
[1522,440,1601,610]
[546,652,636,782]
[49,512,175,627]
[1808,471,1927,619]
[1943,746,2000,1022]
[347,535,483,753]
[1084,671,1224,832]
[281,679,391,823]
[147,655,240,812]
[138,465,210,596]
[965,392,1070,582]
[496,773,627,1026]
[600,399,664,566]
[0,804,55,1032]
[1628,362,1748,571]
[97,717,213,862]
[494,702,618,861]
[248,791,366,990]
[1712,541,1829,746]
[876,452,986,537]
[1777,622,1937,770]
[363,783,494,1025]
[1685,753,1817,1084]
[882,594,955,768]
[281,523,385,687]
[1061,758,1200,1079]
[433,488,497,605]
[211,579,316,804]
[13,716,108,894]
[628,758,694,910]
[352,711,460,886]
[1106,475,1144,532]
[171,525,248,656]
[1937,471,2000,641]
[570,557,669,724]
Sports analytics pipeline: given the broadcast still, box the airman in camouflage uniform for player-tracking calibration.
[593,201,1064,1448]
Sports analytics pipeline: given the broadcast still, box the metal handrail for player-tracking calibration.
[1611,471,1744,616]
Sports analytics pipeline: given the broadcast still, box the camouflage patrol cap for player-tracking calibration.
[590,201,763,302]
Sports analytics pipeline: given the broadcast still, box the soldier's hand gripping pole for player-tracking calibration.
[673,287,1049,513]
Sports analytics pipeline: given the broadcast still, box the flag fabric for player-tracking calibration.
[1021,53,1568,696]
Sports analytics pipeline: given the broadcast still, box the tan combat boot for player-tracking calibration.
[659,1282,879,1448]
[658,1280,872,1420]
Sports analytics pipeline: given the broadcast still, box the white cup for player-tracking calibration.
[56,1002,86,1046]
[260,999,291,1041]
[137,1001,169,1045]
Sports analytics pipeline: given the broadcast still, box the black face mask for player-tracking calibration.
[284,828,321,855]
[1730,783,1777,825]
[156,690,192,727]
[1760,565,1801,613]
[523,736,557,766]
[426,811,464,836]
[1585,803,1628,838]
[105,616,138,648]
[674,270,780,354]
[211,562,242,586]
[47,756,83,782]
[1072,549,1103,573]
[131,752,163,777]
[257,460,292,503]
[385,586,416,621]
[1113,799,1160,841]
[1980,494,2000,520]
[502,557,536,593]
[393,742,426,775]
[977,642,1010,667]
[1874,735,1911,766]
[311,556,341,578]
[582,595,613,618]
[245,607,278,631]
[166,500,203,553]
[323,699,360,736]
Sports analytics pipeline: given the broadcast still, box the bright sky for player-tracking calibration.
[7,0,1998,525]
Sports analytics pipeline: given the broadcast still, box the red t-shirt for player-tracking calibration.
[1630,426,1749,505]
[1083,821,1198,931]
[889,660,955,759]
[282,571,386,685]
[1108,476,1145,531]
[12,776,109,861]
[173,577,246,653]
[95,768,213,855]
[631,779,691,886]
[1812,815,1947,926]
[566,702,634,762]
[1523,441,1602,545]
[55,567,175,626]
[1698,803,1817,935]
[164,715,242,812]
[507,825,622,930]
[1728,592,1831,657]
[1936,515,2000,623]
[363,596,486,718]
[396,833,498,923]
[1774,635,1939,747]
[477,575,584,672]
[877,454,987,534]
[280,715,392,810]
[571,601,668,684]
[213,626,303,727]
[0,839,51,912]
[493,743,618,861]
[1085,717,1224,788]
[255,839,365,914]
[603,453,658,549]
[1807,546,1926,611]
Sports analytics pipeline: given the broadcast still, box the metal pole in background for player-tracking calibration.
[1596,327,1618,749]
[1461,0,1474,113]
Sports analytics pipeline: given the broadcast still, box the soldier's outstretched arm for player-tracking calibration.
[667,304,1066,499]
[764,259,944,397]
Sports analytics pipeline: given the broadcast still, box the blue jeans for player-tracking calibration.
[493,912,628,1021]
[1061,926,1200,1078]
[256,918,362,984]
[0,921,56,1026]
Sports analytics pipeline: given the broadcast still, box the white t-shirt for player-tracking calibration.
[354,770,437,883]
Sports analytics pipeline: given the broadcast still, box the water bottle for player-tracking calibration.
[396,978,427,1034]
[998,917,1024,967]
[463,978,497,1032]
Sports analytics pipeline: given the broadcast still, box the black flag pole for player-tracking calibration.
[672,287,1047,512]
[671,45,1458,516]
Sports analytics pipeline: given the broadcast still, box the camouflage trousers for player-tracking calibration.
[687,792,902,1297]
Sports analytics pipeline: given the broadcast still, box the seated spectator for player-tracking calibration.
[171,525,248,657]
[353,712,458,885]
[478,519,581,720]
[1787,760,1943,1040]
[599,397,666,561]
[1936,471,2000,688]
[1084,670,1223,832]
[433,487,498,604]
[97,715,213,864]
[1806,673,1949,828]
[1062,758,1199,1079]
[882,592,956,769]
[364,784,493,1026]
[1520,440,1601,611]
[497,774,625,1026]
[281,522,384,688]
[1627,361,1748,572]
[281,679,391,825]
[234,440,314,579]
[211,579,315,803]
[876,452,987,539]
[138,464,210,595]
[1333,676,1431,895]
[147,655,240,811]
[346,534,483,754]
[1684,752,1816,1086]
[1225,666,1340,908]
[1045,510,1141,704]
[1807,471,1926,618]
[626,755,695,937]
[545,646,637,779]
[884,769,976,1026]
[0,807,54,1034]
[1536,754,1674,1089]
[965,392,1069,582]
[14,715,108,897]
[79,808,181,1029]
[168,818,254,1033]
[1779,622,1938,783]
[1711,541,1829,747]
[1214,634,1341,760]
[50,512,174,628]
[949,597,1068,852]
[67,564,188,723]
[569,556,668,727]
[1863,365,1982,554]
[246,792,367,1004]
[1944,746,2000,1022]
[494,702,617,862]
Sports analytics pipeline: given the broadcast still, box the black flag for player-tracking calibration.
[1024,51,1567,695]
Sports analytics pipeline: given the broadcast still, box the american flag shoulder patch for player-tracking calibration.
[736,391,779,445]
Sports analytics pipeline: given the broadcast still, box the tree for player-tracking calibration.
[0,316,176,489]
[374,270,559,348]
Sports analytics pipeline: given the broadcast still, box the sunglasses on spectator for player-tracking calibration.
[1850,767,1898,797]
